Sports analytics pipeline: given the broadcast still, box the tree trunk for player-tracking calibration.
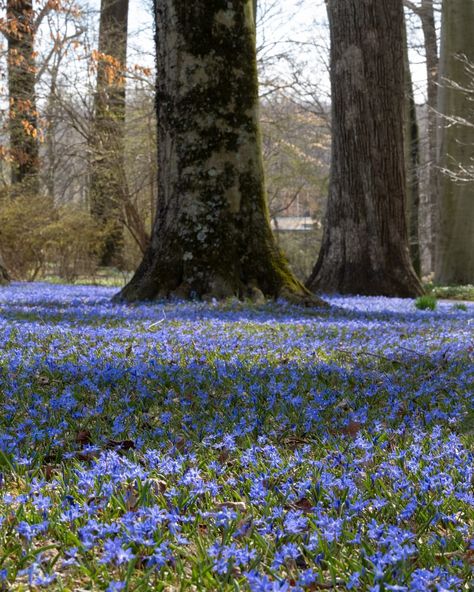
[435,0,474,285]
[7,0,39,190]
[306,0,423,297]
[406,0,439,274]
[403,15,421,276]
[0,258,10,285]
[115,0,319,304]
[89,0,129,266]
[420,0,439,273]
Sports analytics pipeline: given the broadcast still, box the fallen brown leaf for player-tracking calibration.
[216,501,247,512]
[75,429,92,447]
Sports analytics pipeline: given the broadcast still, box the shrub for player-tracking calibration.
[0,190,104,281]
[0,193,53,280]
[42,207,104,282]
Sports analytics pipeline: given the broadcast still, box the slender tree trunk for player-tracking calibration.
[435,0,474,285]
[89,0,129,266]
[7,0,39,190]
[0,257,10,285]
[403,15,421,275]
[115,0,320,304]
[44,60,60,198]
[406,0,439,273]
[420,0,439,272]
[307,0,423,297]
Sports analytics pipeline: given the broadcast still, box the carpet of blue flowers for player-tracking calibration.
[0,283,472,591]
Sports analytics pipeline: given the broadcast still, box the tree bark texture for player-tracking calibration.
[420,0,439,272]
[0,258,10,285]
[116,0,317,303]
[89,0,129,266]
[306,0,423,297]
[7,0,39,189]
[403,16,421,275]
[435,0,474,285]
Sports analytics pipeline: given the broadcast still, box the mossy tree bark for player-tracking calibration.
[435,0,474,285]
[7,0,39,191]
[306,0,423,297]
[115,0,318,303]
[89,0,129,266]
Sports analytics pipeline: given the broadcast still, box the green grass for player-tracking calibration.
[43,269,133,288]
[415,294,437,310]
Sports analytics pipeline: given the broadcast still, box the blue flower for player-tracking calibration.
[101,538,135,565]
[283,510,308,534]
[245,571,291,592]
[147,542,172,570]
[106,581,126,592]
[272,543,300,570]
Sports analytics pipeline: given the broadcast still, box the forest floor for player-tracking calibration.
[0,283,472,591]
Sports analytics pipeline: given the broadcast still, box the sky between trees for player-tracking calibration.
[122,0,431,103]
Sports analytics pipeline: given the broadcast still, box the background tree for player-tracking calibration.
[0,0,43,283]
[0,256,10,284]
[403,13,421,275]
[89,0,129,266]
[307,0,423,297]
[405,0,439,271]
[435,0,474,285]
[116,0,320,304]
[6,0,39,190]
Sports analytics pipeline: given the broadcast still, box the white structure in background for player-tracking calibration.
[271,217,317,232]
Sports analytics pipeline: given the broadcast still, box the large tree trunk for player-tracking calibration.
[7,0,39,190]
[306,0,423,297]
[89,0,129,266]
[435,0,474,285]
[115,0,319,304]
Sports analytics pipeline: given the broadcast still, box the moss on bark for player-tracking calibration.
[115,0,324,306]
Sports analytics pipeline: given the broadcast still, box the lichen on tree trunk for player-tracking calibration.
[115,0,322,305]
[306,0,423,298]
